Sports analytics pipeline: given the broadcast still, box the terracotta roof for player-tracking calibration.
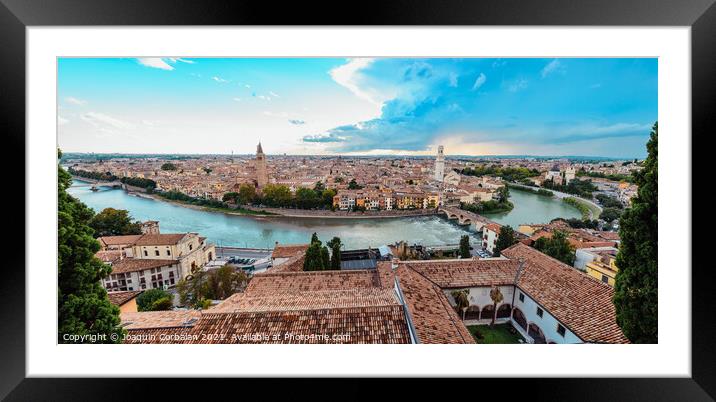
[246,270,382,294]
[396,265,475,344]
[401,259,520,288]
[502,243,628,344]
[593,231,621,241]
[98,234,143,247]
[211,288,400,313]
[95,250,124,263]
[269,253,306,273]
[110,258,179,274]
[485,223,502,233]
[107,290,141,306]
[183,307,412,344]
[134,233,188,246]
[120,310,201,330]
[271,243,309,259]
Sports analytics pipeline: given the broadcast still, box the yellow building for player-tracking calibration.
[585,250,619,286]
[107,291,141,313]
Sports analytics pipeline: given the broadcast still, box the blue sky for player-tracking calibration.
[58,57,657,158]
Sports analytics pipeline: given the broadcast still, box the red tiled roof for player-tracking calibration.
[502,243,628,344]
[107,290,141,306]
[183,307,412,344]
[95,250,124,263]
[271,243,309,259]
[134,233,187,246]
[269,253,306,273]
[110,258,179,274]
[98,234,143,247]
[211,288,400,313]
[120,310,201,330]
[396,265,475,344]
[401,259,520,288]
[246,270,382,294]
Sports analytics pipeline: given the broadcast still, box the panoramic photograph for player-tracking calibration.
[57,57,657,344]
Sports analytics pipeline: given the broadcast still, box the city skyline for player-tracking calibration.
[58,57,657,158]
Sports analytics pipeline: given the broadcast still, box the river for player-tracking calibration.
[68,180,580,249]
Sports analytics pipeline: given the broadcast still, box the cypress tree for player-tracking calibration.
[58,157,124,343]
[613,122,658,343]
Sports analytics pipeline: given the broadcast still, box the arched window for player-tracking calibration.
[465,305,481,320]
[480,305,495,321]
[512,307,527,330]
[528,323,546,344]
[496,303,512,319]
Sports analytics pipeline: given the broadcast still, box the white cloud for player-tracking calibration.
[269,91,280,98]
[507,78,528,92]
[213,76,229,83]
[472,73,486,90]
[541,59,564,78]
[257,95,271,101]
[232,97,242,102]
[65,97,87,105]
[168,58,195,64]
[136,58,174,70]
[329,58,385,106]
[448,73,458,87]
[244,84,251,89]
[81,112,135,130]
[58,116,69,125]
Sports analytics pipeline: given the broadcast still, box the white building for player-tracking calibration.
[482,223,502,254]
[574,246,619,271]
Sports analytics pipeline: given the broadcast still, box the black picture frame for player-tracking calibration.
[1,0,713,399]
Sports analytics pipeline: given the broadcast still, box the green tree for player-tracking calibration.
[451,289,470,320]
[600,207,623,223]
[161,162,177,171]
[614,122,658,343]
[459,235,471,258]
[222,192,240,203]
[347,178,363,189]
[489,287,504,326]
[177,265,249,308]
[88,207,142,237]
[303,233,330,271]
[238,183,256,205]
[261,184,292,207]
[136,288,173,312]
[327,237,342,269]
[494,226,517,256]
[321,188,337,208]
[533,230,576,266]
[58,161,123,343]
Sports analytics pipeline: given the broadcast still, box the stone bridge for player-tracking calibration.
[437,206,497,232]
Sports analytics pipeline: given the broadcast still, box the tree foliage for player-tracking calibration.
[327,237,343,269]
[303,233,333,271]
[489,287,504,326]
[136,288,173,312]
[177,265,249,308]
[533,230,576,266]
[58,162,123,343]
[459,235,471,258]
[614,122,658,343]
[494,226,518,256]
[88,207,142,237]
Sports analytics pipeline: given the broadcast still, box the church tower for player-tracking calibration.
[256,142,268,188]
[434,145,445,182]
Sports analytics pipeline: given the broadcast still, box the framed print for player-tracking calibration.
[2,0,715,399]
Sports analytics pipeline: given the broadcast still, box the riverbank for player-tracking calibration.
[508,182,602,219]
[243,206,439,219]
[119,185,438,220]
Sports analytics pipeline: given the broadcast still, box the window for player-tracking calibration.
[601,274,609,283]
[189,244,193,251]
[518,292,525,303]
[536,307,543,318]
[155,250,160,256]
[557,324,566,337]
[167,250,171,256]
[143,250,148,257]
